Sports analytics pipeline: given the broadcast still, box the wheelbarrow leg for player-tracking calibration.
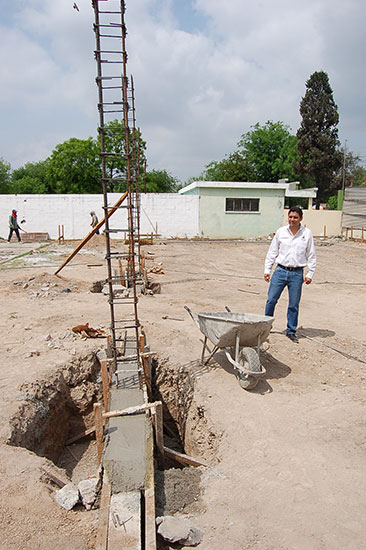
[202,342,219,365]
[235,332,240,364]
[201,336,208,363]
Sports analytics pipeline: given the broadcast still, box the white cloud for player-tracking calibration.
[0,0,365,181]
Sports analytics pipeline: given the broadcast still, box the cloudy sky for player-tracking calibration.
[1,0,365,183]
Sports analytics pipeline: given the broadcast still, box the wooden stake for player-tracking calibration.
[323,225,327,238]
[118,258,125,287]
[101,360,110,413]
[139,333,145,354]
[94,402,104,464]
[142,355,152,400]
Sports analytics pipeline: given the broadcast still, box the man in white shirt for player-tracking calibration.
[264,206,316,343]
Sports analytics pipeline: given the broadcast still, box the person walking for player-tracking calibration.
[90,211,100,234]
[264,206,316,343]
[8,209,23,243]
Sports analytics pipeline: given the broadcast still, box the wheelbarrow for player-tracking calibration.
[184,305,274,390]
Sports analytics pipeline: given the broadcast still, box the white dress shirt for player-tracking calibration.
[264,224,316,279]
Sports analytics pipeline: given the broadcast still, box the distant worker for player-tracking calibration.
[8,209,23,243]
[264,206,316,343]
[90,211,100,234]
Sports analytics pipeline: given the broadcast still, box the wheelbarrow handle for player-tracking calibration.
[184,305,200,329]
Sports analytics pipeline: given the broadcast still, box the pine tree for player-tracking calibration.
[296,71,342,204]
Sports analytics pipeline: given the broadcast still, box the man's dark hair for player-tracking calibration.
[288,206,303,218]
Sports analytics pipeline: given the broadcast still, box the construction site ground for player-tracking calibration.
[0,236,365,550]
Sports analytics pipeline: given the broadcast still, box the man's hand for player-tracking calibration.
[264,273,271,283]
[304,277,312,285]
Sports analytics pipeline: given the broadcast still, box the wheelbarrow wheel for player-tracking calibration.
[237,347,261,390]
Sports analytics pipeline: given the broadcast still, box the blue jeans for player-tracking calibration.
[265,266,304,335]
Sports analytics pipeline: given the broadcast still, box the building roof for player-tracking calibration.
[179,180,317,198]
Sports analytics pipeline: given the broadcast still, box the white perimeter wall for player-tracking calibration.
[0,193,200,240]
[0,193,343,240]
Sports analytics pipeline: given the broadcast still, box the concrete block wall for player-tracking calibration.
[282,209,342,236]
[0,193,200,241]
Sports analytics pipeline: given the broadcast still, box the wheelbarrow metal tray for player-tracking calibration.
[197,311,274,349]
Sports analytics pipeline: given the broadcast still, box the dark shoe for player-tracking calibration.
[286,333,299,343]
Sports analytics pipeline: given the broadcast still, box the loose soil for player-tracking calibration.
[0,236,365,549]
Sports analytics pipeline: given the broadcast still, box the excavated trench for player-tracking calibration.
[7,351,101,468]
[6,348,220,517]
[152,356,222,517]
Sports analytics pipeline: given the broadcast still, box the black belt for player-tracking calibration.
[277,264,303,271]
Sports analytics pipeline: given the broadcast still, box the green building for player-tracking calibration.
[179,180,317,238]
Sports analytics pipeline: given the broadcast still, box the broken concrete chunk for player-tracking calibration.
[78,477,100,510]
[55,482,79,510]
[156,515,203,546]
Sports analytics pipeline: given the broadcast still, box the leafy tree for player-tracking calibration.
[296,71,342,203]
[144,169,179,193]
[201,151,255,182]
[97,119,147,192]
[11,160,50,194]
[326,195,338,210]
[0,157,11,193]
[46,137,102,194]
[334,150,366,188]
[352,164,366,186]
[237,121,299,182]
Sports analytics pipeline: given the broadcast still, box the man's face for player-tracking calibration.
[288,211,302,229]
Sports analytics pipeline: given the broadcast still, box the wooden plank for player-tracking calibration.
[145,421,156,549]
[41,468,68,488]
[94,402,104,464]
[163,446,208,467]
[153,402,164,469]
[54,190,128,275]
[103,401,160,419]
[95,472,111,550]
[100,359,110,413]
[66,425,96,445]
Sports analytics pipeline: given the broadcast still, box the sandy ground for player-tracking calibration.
[0,236,365,549]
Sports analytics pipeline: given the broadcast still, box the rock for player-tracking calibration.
[90,280,105,293]
[78,477,100,510]
[55,482,79,510]
[156,515,203,546]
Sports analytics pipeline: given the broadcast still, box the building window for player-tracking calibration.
[225,198,260,212]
